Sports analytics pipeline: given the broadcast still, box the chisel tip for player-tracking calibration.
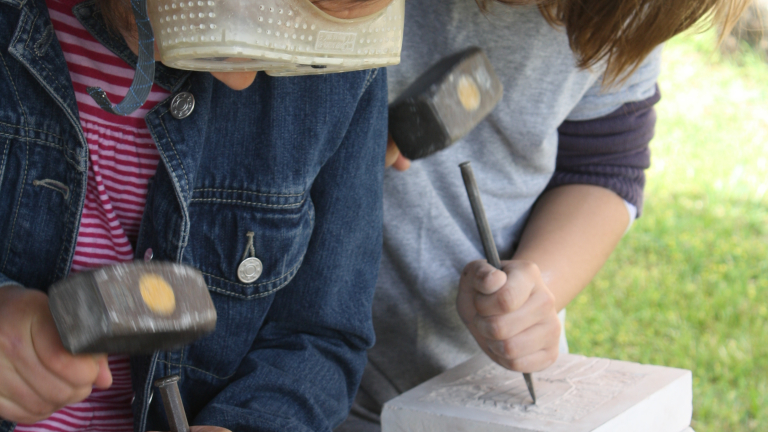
[523,372,536,404]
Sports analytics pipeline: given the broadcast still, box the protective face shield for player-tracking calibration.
[88,0,405,116]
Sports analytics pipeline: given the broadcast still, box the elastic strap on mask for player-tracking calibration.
[87,0,156,116]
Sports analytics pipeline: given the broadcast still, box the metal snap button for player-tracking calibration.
[237,257,263,283]
[170,92,195,119]
[144,248,154,262]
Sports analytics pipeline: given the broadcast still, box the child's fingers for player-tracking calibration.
[1,289,97,411]
[485,319,561,369]
[0,312,93,422]
[460,260,506,296]
[93,355,113,389]
[459,260,561,374]
[392,153,411,171]
[0,369,60,423]
[0,393,55,425]
[457,261,504,335]
[473,264,538,317]
[385,135,412,171]
[476,278,556,338]
[31,307,103,389]
[473,260,540,316]
[385,134,400,168]
[473,300,541,341]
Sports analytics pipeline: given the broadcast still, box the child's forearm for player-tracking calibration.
[512,184,630,311]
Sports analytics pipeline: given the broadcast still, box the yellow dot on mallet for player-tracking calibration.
[457,75,481,112]
[139,273,176,315]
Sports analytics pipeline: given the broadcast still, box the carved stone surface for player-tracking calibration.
[382,354,692,432]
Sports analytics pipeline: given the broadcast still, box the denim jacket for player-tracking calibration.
[0,0,387,430]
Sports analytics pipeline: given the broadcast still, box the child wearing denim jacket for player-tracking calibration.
[0,0,391,431]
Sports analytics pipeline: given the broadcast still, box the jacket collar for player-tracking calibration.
[3,0,89,168]
[73,0,192,93]
[0,0,25,9]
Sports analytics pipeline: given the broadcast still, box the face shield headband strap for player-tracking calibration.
[86,0,156,116]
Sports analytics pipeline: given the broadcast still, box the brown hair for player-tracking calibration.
[100,0,751,84]
[477,0,752,85]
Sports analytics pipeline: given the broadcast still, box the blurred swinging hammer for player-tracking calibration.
[48,261,216,431]
[388,46,504,160]
[48,261,216,355]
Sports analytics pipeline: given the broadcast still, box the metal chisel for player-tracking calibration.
[459,161,537,405]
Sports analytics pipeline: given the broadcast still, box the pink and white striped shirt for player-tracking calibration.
[16,0,170,430]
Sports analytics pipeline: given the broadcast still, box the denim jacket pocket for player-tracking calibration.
[184,187,314,299]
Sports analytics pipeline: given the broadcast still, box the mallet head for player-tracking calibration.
[389,47,503,160]
[49,261,216,354]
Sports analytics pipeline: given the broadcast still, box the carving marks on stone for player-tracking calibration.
[420,355,646,423]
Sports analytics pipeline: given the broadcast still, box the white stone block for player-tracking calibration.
[382,354,692,432]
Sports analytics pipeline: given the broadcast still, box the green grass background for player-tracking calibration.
[567,31,768,432]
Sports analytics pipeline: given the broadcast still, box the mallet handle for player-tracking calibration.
[155,375,191,432]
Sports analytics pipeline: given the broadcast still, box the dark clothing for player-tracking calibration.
[550,87,661,214]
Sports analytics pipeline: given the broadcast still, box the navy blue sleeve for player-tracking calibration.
[546,86,661,216]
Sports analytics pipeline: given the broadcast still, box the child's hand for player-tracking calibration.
[384,133,411,171]
[456,260,561,373]
[0,285,112,423]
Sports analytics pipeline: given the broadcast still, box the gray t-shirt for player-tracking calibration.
[339,0,661,429]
